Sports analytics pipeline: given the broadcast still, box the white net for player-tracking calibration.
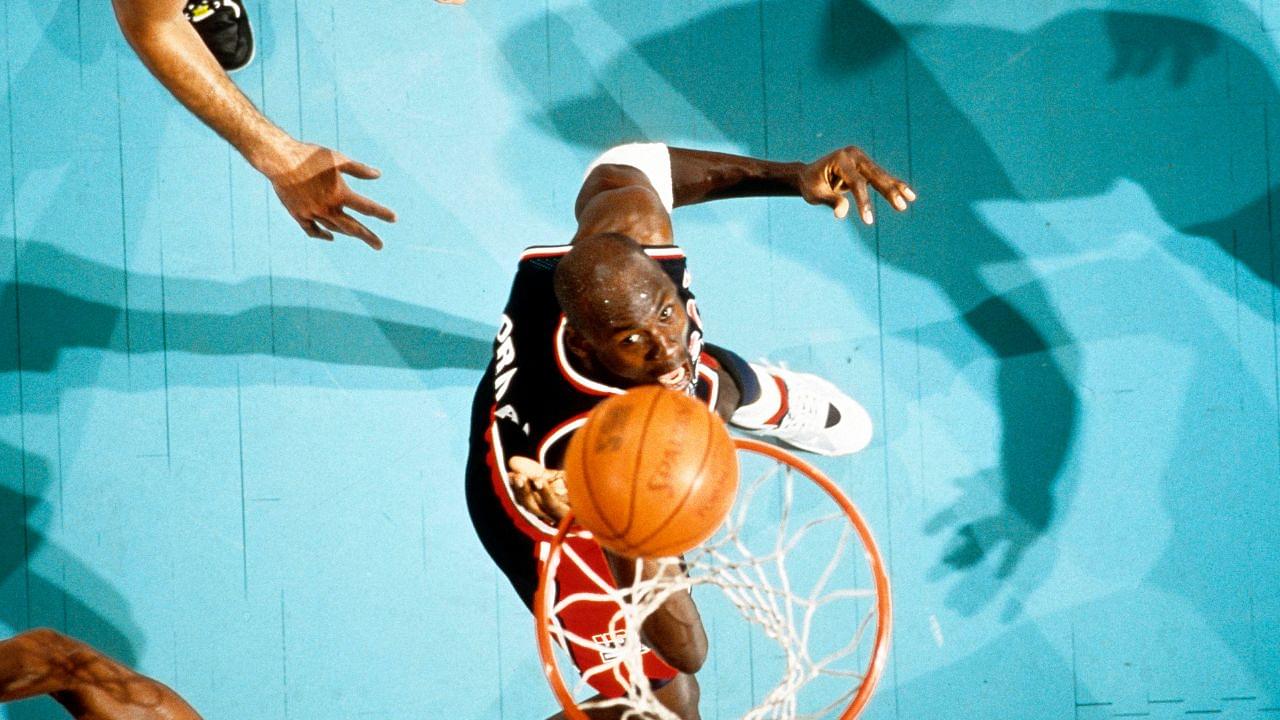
[539,441,891,720]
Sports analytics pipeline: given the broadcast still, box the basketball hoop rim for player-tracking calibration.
[533,437,894,720]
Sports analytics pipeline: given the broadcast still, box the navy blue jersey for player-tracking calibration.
[487,244,717,470]
[470,243,720,541]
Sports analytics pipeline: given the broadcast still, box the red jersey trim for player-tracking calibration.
[696,352,720,410]
[487,415,558,538]
[764,373,790,426]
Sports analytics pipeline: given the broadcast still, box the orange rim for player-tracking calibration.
[533,437,893,720]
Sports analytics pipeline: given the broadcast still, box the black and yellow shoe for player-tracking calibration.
[184,0,254,73]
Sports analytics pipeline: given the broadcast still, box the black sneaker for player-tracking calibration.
[184,0,255,73]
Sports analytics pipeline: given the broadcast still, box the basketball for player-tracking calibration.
[562,386,739,558]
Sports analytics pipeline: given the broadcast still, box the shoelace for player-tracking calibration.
[755,360,830,433]
[775,380,830,433]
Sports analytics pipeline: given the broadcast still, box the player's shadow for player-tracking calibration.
[499,0,1080,621]
[2,6,487,718]
[1,243,492,397]
[0,443,145,720]
[501,0,1279,624]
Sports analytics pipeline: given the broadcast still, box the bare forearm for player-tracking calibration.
[0,629,72,702]
[112,0,294,174]
[668,147,804,207]
[1,629,202,720]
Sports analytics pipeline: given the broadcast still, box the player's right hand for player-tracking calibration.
[508,456,571,526]
[798,145,916,225]
[262,141,397,250]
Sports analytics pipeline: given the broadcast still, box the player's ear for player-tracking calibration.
[563,324,592,362]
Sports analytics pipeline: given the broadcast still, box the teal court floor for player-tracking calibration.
[1,1,1278,718]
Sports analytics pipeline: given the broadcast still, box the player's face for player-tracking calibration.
[583,281,693,392]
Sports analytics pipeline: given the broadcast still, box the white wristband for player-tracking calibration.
[584,143,674,212]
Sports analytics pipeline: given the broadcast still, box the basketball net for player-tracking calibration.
[535,438,892,720]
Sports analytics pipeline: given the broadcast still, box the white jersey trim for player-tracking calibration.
[519,244,685,262]
[538,416,589,468]
[554,316,627,397]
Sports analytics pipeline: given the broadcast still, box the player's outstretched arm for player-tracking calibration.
[111,0,396,249]
[0,629,202,720]
[669,145,916,224]
[575,144,913,236]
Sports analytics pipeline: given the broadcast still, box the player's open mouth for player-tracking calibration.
[657,365,690,390]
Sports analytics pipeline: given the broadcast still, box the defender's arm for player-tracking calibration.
[112,0,396,248]
[0,629,202,720]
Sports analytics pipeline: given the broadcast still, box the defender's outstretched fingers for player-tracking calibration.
[347,192,397,223]
[320,213,383,250]
[299,217,334,241]
[340,158,382,180]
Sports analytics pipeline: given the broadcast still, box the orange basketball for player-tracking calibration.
[563,386,739,559]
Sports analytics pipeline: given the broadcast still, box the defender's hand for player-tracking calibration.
[799,146,916,224]
[508,456,571,526]
[264,142,397,250]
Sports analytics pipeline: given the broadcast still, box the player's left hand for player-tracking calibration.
[508,456,571,526]
[798,146,916,225]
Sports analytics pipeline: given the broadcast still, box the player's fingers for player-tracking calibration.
[538,486,570,522]
[509,456,546,478]
[548,473,567,498]
[340,159,382,180]
[832,193,850,219]
[320,212,383,251]
[852,176,873,225]
[345,191,397,223]
[805,178,849,219]
[843,154,903,207]
[297,217,334,241]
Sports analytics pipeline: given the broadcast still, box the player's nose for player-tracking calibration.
[648,331,681,364]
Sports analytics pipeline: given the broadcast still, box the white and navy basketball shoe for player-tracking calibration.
[184,0,254,73]
[735,366,873,456]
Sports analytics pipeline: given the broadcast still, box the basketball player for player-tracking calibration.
[466,142,913,718]
[111,0,463,249]
[0,629,202,719]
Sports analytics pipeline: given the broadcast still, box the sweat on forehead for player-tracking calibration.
[554,233,674,327]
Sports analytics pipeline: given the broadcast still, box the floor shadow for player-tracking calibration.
[2,243,491,400]
[1,440,144,720]
[501,0,1280,694]
[2,5,492,718]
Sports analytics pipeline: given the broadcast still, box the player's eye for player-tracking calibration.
[658,305,673,321]
[620,333,642,347]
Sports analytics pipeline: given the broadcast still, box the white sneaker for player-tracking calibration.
[747,368,873,456]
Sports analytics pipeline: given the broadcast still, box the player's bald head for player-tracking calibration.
[554,233,673,333]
